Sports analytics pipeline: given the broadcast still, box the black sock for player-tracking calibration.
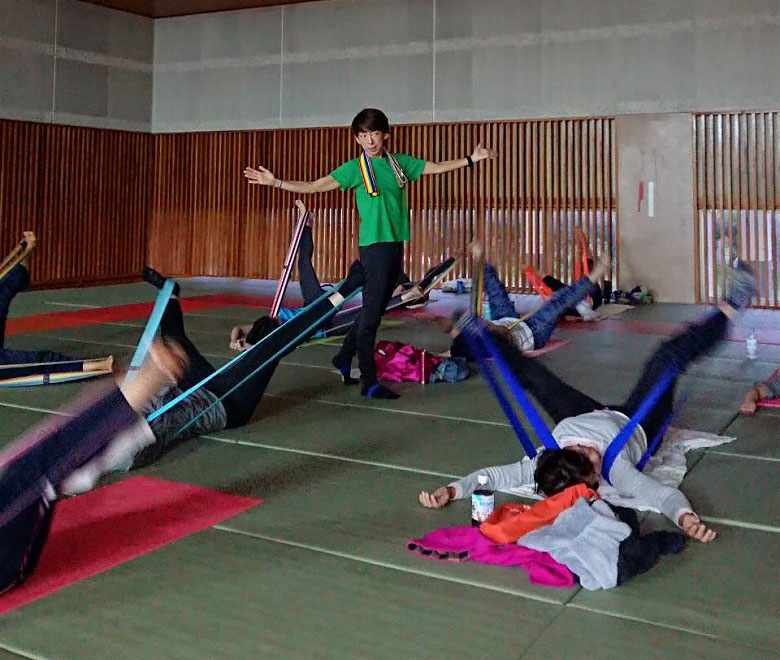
[332,356,358,385]
[142,266,180,297]
[361,380,400,399]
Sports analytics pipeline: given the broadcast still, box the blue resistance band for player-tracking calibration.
[600,368,678,482]
[461,320,538,457]
[636,391,687,472]
[461,316,559,455]
[171,286,362,438]
[147,278,347,424]
[125,279,175,385]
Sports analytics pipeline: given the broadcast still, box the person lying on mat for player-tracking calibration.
[0,339,187,593]
[524,227,605,321]
[418,263,758,543]
[0,232,113,380]
[229,223,429,351]
[61,262,364,492]
[423,242,610,357]
[738,367,780,415]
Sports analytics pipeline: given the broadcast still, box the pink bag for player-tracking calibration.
[374,341,442,384]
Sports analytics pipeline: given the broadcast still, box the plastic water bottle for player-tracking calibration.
[746,328,758,360]
[471,475,494,526]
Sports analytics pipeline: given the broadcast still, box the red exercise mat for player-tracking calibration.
[0,476,261,614]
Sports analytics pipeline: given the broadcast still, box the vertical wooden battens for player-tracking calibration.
[694,112,779,308]
[0,119,150,288]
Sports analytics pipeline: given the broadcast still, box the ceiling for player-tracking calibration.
[78,0,326,19]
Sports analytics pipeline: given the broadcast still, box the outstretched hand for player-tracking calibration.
[419,486,453,509]
[244,166,277,186]
[470,143,496,163]
[229,325,248,352]
[679,513,717,543]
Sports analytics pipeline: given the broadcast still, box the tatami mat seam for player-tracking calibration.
[0,642,51,660]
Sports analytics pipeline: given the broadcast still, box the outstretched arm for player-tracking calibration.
[418,458,537,509]
[244,166,340,195]
[422,143,495,175]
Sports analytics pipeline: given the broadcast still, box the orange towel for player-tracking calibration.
[480,483,599,544]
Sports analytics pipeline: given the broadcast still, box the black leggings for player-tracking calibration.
[334,241,403,382]
[488,309,729,442]
[160,290,345,428]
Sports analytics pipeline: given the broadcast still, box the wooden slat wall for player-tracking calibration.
[150,118,617,291]
[694,112,780,308]
[0,119,151,288]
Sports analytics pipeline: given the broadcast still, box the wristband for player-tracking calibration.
[275,179,283,189]
[465,155,474,169]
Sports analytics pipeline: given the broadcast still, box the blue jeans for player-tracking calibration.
[483,263,593,349]
[0,264,79,378]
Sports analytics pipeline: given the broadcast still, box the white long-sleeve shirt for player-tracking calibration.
[449,409,694,527]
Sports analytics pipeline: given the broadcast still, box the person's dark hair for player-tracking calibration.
[351,108,390,136]
[246,316,281,346]
[534,448,598,496]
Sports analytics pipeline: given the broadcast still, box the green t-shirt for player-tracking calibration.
[330,152,426,246]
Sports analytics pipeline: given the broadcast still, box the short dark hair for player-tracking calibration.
[246,316,281,346]
[534,448,599,496]
[351,108,390,136]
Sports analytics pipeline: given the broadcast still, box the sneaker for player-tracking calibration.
[724,261,757,310]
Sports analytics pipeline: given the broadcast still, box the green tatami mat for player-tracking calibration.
[568,527,779,650]
[521,608,775,660]
[136,441,578,604]
[720,414,780,459]
[682,454,780,529]
[0,529,560,660]
[218,396,524,478]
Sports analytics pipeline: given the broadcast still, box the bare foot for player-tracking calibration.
[468,240,483,262]
[588,253,611,283]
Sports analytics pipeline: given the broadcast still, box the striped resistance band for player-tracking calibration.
[358,149,407,197]
[146,278,354,426]
[171,286,362,439]
[470,257,485,317]
[0,241,32,283]
[270,203,310,319]
[124,279,175,385]
[0,369,112,388]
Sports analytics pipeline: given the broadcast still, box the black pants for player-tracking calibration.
[334,241,403,382]
[488,309,729,442]
[0,386,137,592]
[160,283,353,427]
[0,265,78,376]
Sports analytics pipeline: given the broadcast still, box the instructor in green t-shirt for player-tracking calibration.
[244,108,494,399]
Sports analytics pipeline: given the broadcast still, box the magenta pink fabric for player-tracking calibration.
[407,526,575,587]
[374,341,441,383]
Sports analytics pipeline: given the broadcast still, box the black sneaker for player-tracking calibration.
[141,266,180,297]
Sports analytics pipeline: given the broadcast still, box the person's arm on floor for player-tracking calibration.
[608,458,716,542]
[418,457,537,509]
